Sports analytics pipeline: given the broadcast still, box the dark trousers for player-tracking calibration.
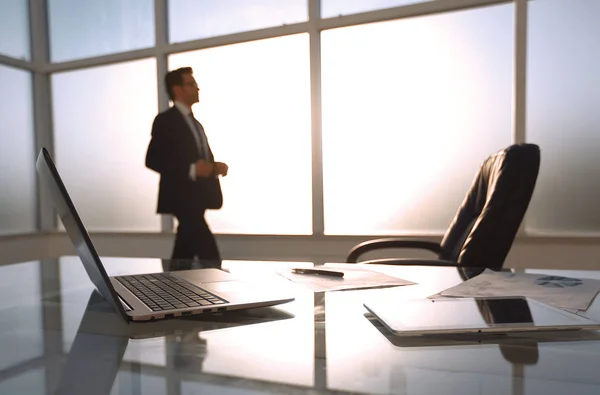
[171,210,221,262]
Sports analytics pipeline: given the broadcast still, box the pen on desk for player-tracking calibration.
[291,268,344,278]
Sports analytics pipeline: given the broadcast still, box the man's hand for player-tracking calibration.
[214,162,228,177]
[195,160,213,177]
[195,160,229,177]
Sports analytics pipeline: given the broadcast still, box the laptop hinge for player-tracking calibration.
[118,296,133,312]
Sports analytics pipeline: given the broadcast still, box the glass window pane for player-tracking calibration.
[52,59,160,232]
[169,35,312,234]
[0,262,43,371]
[0,65,36,235]
[322,0,429,18]
[168,0,307,43]
[526,0,600,234]
[48,0,154,62]
[322,5,513,235]
[0,0,30,60]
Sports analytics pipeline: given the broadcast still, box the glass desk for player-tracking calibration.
[1,257,600,395]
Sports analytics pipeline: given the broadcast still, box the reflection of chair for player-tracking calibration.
[461,268,539,365]
[346,144,540,269]
[476,297,539,395]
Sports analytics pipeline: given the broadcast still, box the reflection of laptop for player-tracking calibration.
[36,147,295,322]
[363,296,600,336]
[54,290,294,395]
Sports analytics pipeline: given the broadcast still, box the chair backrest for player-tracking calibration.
[439,144,540,268]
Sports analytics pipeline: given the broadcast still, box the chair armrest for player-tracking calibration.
[346,238,443,263]
[358,258,458,267]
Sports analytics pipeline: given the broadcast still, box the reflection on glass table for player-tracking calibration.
[54,290,297,395]
[2,258,600,394]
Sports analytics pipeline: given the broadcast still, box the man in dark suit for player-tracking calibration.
[145,67,228,261]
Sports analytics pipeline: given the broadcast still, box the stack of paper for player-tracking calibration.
[434,269,600,312]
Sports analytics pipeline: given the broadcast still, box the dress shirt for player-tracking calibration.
[173,101,208,181]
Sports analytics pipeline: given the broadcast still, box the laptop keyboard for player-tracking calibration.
[116,273,227,312]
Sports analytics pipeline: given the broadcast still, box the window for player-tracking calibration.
[48,0,154,62]
[321,5,513,235]
[0,65,36,235]
[52,59,160,231]
[322,0,430,18]
[169,34,312,234]
[169,0,307,43]
[0,0,30,60]
[526,0,600,234]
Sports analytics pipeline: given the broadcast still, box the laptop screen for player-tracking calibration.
[36,148,128,320]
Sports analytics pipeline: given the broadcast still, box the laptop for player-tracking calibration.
[363,296,600,336]
[36,147,295,322]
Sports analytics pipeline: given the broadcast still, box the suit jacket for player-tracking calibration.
[145,107,222,215]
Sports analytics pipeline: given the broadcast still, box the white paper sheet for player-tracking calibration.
[434,269,600,312]
[278,264,415,292]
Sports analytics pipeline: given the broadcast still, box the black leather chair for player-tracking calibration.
[346,143,540,269]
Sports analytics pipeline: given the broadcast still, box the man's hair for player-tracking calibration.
[165,67,193,101]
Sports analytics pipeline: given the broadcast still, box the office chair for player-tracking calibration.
[346,143,540,269]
